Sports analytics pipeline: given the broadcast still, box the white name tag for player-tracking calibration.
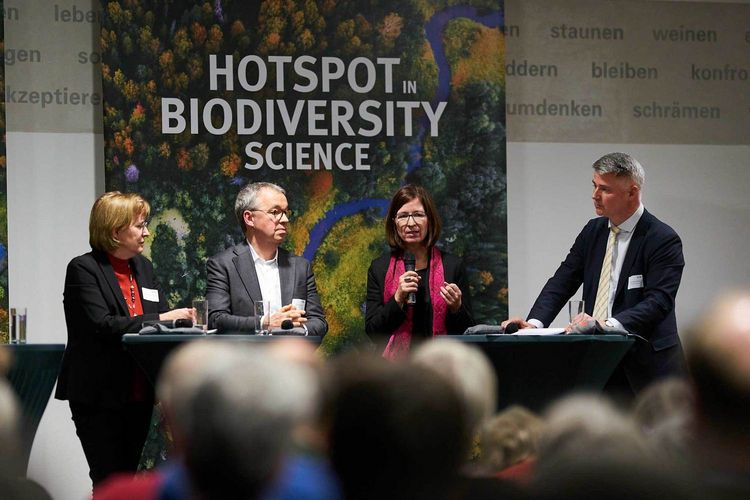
[628,275,644,290]
[142,287,159,302]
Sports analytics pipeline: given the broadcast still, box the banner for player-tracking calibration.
[101,0,508,351]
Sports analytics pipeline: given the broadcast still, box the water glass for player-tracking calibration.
[192,299,208,332]
[254,300,271,335]
[568,299,585,323]
[10,307,27,344]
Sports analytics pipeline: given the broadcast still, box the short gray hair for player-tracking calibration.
[592,152,645,188]
[234,182,286,232]
[184,346,318,499]
[412,338,498,435]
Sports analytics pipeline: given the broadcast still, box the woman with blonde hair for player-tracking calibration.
[55,192,193,486]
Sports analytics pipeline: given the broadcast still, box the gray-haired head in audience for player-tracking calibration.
[412,338,497,437]
[157,340,319,500]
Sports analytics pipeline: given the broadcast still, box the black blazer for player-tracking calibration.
[206,243,328,336]
[56,250,168,408]
[365,249,475,340]
[528,210,685,391]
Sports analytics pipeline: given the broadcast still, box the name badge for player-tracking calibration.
[627,275,644,290]
[142,287,159,302]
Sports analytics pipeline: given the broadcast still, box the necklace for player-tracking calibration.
[128,268,136,316]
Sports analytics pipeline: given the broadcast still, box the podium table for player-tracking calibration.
[123,333,633,412]
[2,344,65,473]
[455,334,634,411]
[122,334,324,385]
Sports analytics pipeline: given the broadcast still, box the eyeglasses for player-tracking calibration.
[394,212,427,224]
[252,208,293,222]
[134,221,150,233]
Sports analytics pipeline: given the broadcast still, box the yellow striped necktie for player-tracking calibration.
[593,225,620,322]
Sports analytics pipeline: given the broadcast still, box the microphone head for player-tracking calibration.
[504,323,520,335]
[281,319,294,330]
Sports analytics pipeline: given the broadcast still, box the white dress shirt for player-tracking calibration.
[604,204,644,328]
[248,242,282,314]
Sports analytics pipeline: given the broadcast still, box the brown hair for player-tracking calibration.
[89,191,150,252]
[385,184,442,250]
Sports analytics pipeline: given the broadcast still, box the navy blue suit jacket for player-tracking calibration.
[528,210,685,392]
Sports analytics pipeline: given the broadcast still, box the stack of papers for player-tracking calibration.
[514,328,565,336]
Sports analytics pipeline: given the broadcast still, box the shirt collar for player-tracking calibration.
[247,241,278,264]
[611,204,644,233]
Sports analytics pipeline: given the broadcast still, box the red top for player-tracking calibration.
[107,254,149,402]
[93,471,163,500]
[107,254,144,317]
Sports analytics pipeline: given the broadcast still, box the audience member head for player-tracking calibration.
[536,394,649,474]
[266,338,328,452]
[412,338,497,437]
[477,405,543,473]
[156,340,250,452]
[159,341,319,500]
[384,184,442,251]
[0,379,21,473]
[532,393,696,499]
[0,348,11,377]
[686,290,750,463]
[632,377,694,464]
[327,354,467,500]
[88,191,150,253]
[0,379,52,500]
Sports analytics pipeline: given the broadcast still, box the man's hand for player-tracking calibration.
[501,316,535,330]
[566,312,598,333]
[268,304,308,329]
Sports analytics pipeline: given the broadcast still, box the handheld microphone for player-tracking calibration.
[403,252,416,305]
[281,319,294,330]
[504,322,519,335]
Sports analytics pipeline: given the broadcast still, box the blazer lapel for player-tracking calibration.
[278,249,294,305]
[233,243,263,302]
[95,251,129,316]
[614,211,650,301]
[131,257,159,314]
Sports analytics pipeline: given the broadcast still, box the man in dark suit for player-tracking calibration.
[206,182,327,335]
[503,152,685,394]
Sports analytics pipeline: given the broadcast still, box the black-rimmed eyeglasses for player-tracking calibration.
[251,208,293,222]
[394,212,427,224]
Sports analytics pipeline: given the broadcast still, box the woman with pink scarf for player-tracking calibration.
[366,185,475,359]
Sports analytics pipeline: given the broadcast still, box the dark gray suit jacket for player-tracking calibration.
[206,243,327,336]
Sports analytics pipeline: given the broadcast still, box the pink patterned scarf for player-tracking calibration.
[383,246,447,360]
